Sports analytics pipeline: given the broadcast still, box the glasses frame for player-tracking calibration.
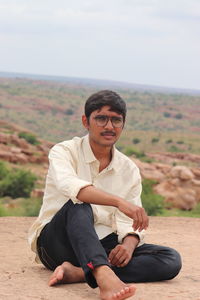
[93,115,124,128]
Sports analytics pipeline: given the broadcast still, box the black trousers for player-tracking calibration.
[37,200,182,288]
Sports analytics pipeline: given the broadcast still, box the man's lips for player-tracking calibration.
[101,131,116,136]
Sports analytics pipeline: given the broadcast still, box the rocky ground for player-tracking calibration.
[1,216,200,300]
[1,120,200,210]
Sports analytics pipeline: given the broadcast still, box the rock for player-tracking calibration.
[10,147,22,154]
[153,163,171,174]
[170,178,181,186]
[133,158,165,182]
[10,134,29,149]
[0,132,9,144]
[191,179,200,186]
[155,182,197,210]
[191,168,200,178]
[141,169,165,182]
[170,166,194,180]
[14,153,28,164]
[0,150,13,162]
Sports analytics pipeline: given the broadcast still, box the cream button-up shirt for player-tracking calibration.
[28,135,145,263]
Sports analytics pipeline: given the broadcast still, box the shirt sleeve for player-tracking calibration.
[115,165,146,245]
[48,143,92,204]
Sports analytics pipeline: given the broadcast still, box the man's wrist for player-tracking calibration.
[123,233,140,244]
[115,197,125,208]
[122,234,139,252]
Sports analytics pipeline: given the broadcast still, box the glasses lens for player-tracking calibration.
[94,115,123,127]
[111,117,123,128]
[95,115,108,126]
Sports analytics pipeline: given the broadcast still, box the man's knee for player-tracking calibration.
[64,200,94,225]
[166,248,182,279]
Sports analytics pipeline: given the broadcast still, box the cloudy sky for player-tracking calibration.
[0,0,200,89]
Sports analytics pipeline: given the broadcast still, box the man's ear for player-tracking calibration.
[82,115,89,130]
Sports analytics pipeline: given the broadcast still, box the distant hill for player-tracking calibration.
[0,72,200,155]
[1,71,200,95]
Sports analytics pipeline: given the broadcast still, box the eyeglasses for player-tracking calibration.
[93,115,124,128]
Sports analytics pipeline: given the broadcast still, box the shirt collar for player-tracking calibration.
[107,146,120,172]
[82,135,98,164]
[82,135,120,171]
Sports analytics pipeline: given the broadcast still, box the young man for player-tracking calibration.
[28,90,181,300]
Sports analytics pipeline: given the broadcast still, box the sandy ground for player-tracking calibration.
[0,216,200,300]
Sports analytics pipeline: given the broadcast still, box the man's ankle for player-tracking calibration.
[93,265,111,278]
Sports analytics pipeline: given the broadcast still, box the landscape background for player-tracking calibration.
[1,71,200,154]
[0,72,200,218]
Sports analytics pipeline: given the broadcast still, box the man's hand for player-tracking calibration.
[108,244,133,267]
[108,235,139,267]
[117,200,149,232]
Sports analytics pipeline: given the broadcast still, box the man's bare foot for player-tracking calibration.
[48,262,85,286]
[94,266,136,300]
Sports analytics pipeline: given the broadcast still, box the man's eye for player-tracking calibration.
[112,117,122,123]
[96,116,107,121]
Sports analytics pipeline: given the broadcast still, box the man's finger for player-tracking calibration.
[110,250,125,265]
[139,209,149,231]
[132,211,141,231]
[108,247,118,262]
[118,258,129,268]
[133,208,149,231]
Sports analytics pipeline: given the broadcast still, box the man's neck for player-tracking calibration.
[89,139,112,162]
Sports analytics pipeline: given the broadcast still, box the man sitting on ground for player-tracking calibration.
[28,90,181,300]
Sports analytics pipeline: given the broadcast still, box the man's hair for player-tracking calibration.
[84,90,127,121]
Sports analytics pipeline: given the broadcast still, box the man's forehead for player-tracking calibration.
[95,106,122,116]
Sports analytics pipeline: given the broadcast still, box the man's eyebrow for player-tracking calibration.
[95,114,122,118]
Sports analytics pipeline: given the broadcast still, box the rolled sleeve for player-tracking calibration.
[49,144,92,203]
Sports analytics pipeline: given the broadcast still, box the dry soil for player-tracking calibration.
[0,216,200,300]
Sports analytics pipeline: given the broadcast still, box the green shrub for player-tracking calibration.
[124,147,136,156]
[18,132,40,145]
[141,179,164,216]
[177,140,184,144]
[0,164,37,198]
[175,113,183,119]
[65,109,74,115]
[0,161,8,180]
[151,137,159,143]
[124,147,145,158]
[132,138,141,144]
[141,157,154,163]
[165,139,173,144]
[163,112,171,118]
[169,145,181,152]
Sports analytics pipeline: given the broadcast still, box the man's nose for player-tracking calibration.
[104,118,114,129]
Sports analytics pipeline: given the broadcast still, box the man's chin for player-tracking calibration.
[101,138,117,147]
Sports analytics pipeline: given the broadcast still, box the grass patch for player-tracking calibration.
[160,203,200,218]
[141,179,164,216]
[0,197,42,217]
[18,132,40,145]
[124,147,145,158]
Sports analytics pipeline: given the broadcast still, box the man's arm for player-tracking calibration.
[50,143,148,232]
[77,185,148,232]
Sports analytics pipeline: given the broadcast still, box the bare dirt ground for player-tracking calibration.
[0,216,200,300]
